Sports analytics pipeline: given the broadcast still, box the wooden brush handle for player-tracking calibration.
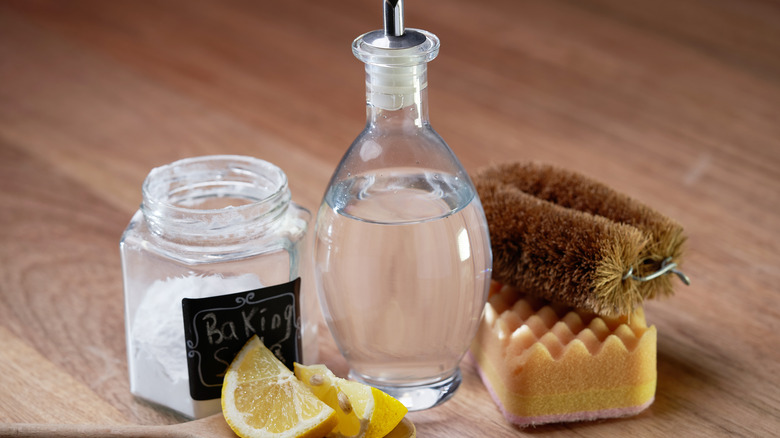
[0,414,415,438]
[0,423,177,437]
[0,414,233,438]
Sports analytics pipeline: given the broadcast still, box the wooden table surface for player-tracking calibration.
[1,0,778,436]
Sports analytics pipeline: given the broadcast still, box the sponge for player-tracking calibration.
[470,282,656,427]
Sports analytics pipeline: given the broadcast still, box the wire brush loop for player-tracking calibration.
[624,257,691,285]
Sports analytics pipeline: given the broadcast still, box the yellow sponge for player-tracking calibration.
[470,282,656,426]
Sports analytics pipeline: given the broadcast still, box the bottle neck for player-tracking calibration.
[364,63,430,129]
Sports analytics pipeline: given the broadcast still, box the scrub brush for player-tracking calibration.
[473,162,688,316]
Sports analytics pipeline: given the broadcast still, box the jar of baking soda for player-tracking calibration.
[120,155,316,419]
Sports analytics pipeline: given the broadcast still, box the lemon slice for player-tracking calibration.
[222,336,338,438]
[294,363,408,438]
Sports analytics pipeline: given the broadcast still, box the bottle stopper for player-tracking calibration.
[352,0,439,110]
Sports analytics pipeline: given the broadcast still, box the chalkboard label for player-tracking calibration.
[182,278,301,400]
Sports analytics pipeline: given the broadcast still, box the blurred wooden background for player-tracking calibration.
[0,0,778,436]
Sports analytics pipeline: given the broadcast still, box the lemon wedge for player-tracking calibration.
[221,336,338,438]
[294,363,408,438]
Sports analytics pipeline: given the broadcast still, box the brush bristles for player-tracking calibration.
[635,225,687,299]
[592,236,648,316]
[474,162,686,316]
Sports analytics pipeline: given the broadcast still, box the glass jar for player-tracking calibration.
[120,155,316,419]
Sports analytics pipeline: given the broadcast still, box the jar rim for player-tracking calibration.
[141,155,291,242]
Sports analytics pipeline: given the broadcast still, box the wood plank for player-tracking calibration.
[0,327,129,424]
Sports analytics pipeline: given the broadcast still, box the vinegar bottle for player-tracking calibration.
[314,0,492,411]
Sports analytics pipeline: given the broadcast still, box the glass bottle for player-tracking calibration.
[314,0,492,411]
[120,155,316,419]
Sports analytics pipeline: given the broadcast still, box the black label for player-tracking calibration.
[182,278,301,400]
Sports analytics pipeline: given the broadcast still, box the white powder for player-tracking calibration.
[128,273,263,418]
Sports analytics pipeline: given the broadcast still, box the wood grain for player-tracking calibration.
[0,0,778,436]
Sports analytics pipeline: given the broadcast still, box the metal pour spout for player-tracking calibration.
[361,0,425,49]
[384,0,404,37]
